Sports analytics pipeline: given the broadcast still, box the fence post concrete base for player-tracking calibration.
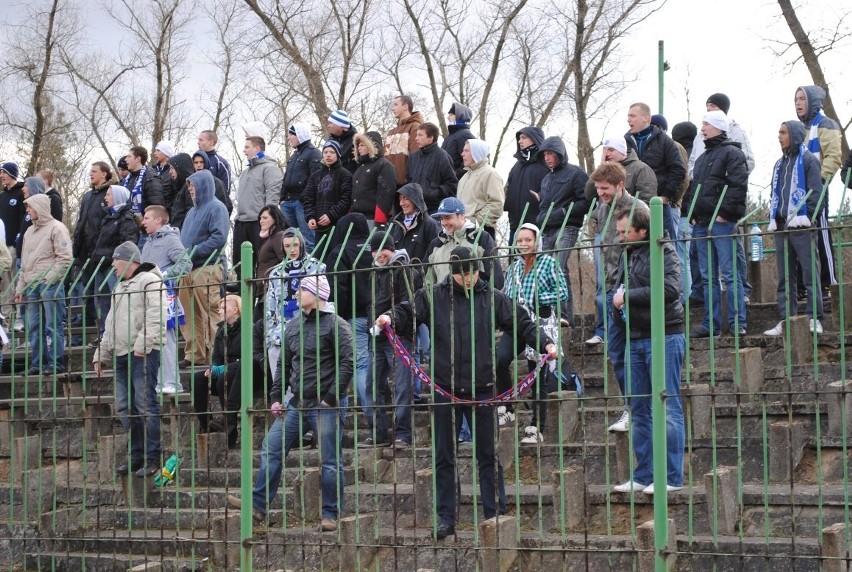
[497,427,515,472]
[414,468,434,528]
[683,384,711,438]
[544,391,578,445]
[828,283,852,332]
[613,430,631,484]
[195,432,228,469]
[13,434,40,481]
[769,421,805,482]
[787,316,811,365]
[821,521,851,572]
[210,513,241,569]
[84,403,113,446]
[703,465,740,534]
[635,518,677,572]
[339,513,377,572]
[826,380,852,437]
[551,465,585,531]
[293,467,321,523]
[479,515,517,572]
[737,347,764,398]
[748,258,776,304]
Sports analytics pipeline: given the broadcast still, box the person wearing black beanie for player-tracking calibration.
[706,93,731,115]
[671,122,698,156]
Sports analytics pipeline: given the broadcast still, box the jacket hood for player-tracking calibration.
[449,103,473,125]
[187,169,216,206]
[328,212,371,255]
[397,182,428,214]
[539,136,567,166]
[389,249,410,266]
[168,153,194,190]
[515,126,546,156]
[281,227,307,260]
[354,131,384,160]
[193,149,211,170]
[25,177,46,196]
[110,184,130,207]
[671,121,697,150]
[516,222,543,254]
[152,225,182,240]
[784,120,808,155]
[796,85,826,123]
[25,194,53,226]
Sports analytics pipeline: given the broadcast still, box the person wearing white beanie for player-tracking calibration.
[702,110,729,133]
[281,123,321,250]
[152,141,176,209]
[456,139,505,237]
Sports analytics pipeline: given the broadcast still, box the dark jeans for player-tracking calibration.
[364,336,415,443]
[232,220,261,271]
[24,282,66,373]
[432,390,506,526]
[114,351,162,465]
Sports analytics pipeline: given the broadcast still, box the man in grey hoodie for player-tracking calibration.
[142,205,192,393]
[234,134,283,269]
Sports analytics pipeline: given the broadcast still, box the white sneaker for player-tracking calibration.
[809,319,823,334]
[520,426,543,444]
[613,480,646,493]
[160,386,178,395]
[13,319,24,333]
[642,483,683,494]
[497,405,515,426]
[585,335,604,345]
[608,410,630,432]
[764,321,784,336]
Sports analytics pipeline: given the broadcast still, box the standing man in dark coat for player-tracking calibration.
[0,162,25,329]
[407,122,458,213]
[280,123,321,251]
[197,129,232,191]
[123,146,164,215]
[504,126,548,241]
[442,103,475,180]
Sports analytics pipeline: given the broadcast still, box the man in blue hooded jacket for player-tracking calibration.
[178,170,230,366]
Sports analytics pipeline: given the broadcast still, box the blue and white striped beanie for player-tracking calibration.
[328,110,351,129]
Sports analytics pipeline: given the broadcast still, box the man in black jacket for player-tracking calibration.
[611,205,685,494]
[280,123,321,250]
[0,162,24,329]
[442,103,475,180]
[504,126,548,240]
[389,183,440,263]
[227,274,353,531]
[123,146,164,215]
[377,246,557,540]
[327,109,359,173]
[197,129,232,191]
[407,122,458,213]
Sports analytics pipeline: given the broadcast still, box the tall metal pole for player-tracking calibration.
[240,242,254,572]
[658,40,665,115]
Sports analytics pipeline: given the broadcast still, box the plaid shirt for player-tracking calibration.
[504,254,568,313]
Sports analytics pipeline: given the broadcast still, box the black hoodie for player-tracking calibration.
[388,183,441,262]
[535,136,590,230]
[504,126,549,231]
[169,152,232,228]
[330,125,359,174]
[326,213,373,319]
[442,103,476,180]
[73,183,110,260]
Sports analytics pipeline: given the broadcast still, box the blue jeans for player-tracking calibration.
[694,221,747,332]
[677,217,691,305]
[24,282,66,373]
[351,317,371,415]
[593,233,605,338]
[628,334,685,487]
[252,405,342,519]
[605,289,628,407]
[280,200,315,252]
[365,336,415,443]
[114,350,162,464]
[432,391,506,526]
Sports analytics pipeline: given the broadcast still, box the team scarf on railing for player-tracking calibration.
[382,325,547,406]
[123,166,146,214]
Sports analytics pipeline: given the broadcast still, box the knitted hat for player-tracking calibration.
[703,110,729,132]
[117,156,128,170]
[651,114,668,132]
[449,246,477,275]
[322,140,342,158]
[328,110,351,129]
[671,122,698,147]
[299,275,331,301]
[467,139,490,163]
[432,196,466,217]
[602,134,628,156]
[155,140,175,158]
[0,162,19,180]
[289,123,311,145]
[706,93,731,115]
[112,240,141,263]
[369,231,393,253]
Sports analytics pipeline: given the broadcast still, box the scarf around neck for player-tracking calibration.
[123,166,146,214]
[768,144,810,231]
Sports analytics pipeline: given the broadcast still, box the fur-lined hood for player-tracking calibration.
[354,131,385,161]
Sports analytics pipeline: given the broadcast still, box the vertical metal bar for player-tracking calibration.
[658,40,665,114]
[240,241,254,572]
[649,196,669,571]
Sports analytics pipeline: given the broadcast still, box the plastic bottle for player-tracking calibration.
[154,454,180,487]
[749,224,764,262]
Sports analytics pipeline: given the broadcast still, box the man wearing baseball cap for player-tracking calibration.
[93,240,167,478]
[228,273,353,532]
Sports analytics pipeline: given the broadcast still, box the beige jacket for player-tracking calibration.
[457,159,505,228]
[16,194,72,295]
[94,263,166,362]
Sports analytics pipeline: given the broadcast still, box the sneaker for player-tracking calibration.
[320,518,337,532]
[134,464,160,478]
[764,321,784,336]
[642,483,683,494]
[520,426,543,444]
[160,385,178,395]
[14,319,24,333]
[585,334,604,345]
[358,437,390,448]
[393,438,410,448]
[608,410,630,432]
[810,319,823,335]
[497,405,515,426]
[690,326,720,339]
[435,521,455,540]
[612,480,646,493]
[116,460,144,476]
[226,495,266,524]
[559,318,572,329]
[744,295,750,305]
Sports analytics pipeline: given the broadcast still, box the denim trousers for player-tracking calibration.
[364,336,415,443]
[252,405,342,519]
[627,334,685,487]
[693,221,747,332]
[93,267,117,336]
[593,233,605,338]
[280,200,315,251]
[351,317,371,413]
[24,282,66,373]
[605,289,628,407]
[432,391,506,526]
[114,350,162,465]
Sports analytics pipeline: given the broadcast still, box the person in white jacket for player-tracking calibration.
[93,241,167,479]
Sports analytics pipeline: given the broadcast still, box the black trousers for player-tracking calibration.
[232,220,261,271]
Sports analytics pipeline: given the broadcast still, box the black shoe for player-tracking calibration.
[135,464,161,478]
[208,420,225,433]
[358,437,390,448]
[116,460,144,475]
[690,326,720,339]
[435,521,455,540]
[302,429,316,448]
[178,359,193,368]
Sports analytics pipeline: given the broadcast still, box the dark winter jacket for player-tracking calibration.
[535,137,590,230]
[327,213,373,319]
[280,140,321,202]
[330,126,359,174]
[504,126,548,231]
[180,170,230,268]
[0,182,24,247]
[45,188,63,222]
[270,305,353,408]
[620,240,684,339]
[73,183,110,260]
[193,150,233,213]
[303,158,353,237]
[123,167,164,212]
[211,317,243,374]
[92,204,139,263]
[394,276,551,395]
[407,141,458,212]
[388,183,441,263]
[351,132,398,224]
[154,162,175,211]
[205,149,232,191]
[625,124,686,203]
[170,153,232,228]
[682,135,748,225]
[370,249,419,339]
[442,102,476,180]
[583,148,657,208]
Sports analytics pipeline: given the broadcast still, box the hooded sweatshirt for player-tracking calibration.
[141,224,192,279]
[166,153,195,228]
[535,137,590,231]
[19,177,62,257]
[389,183,441,262]
[0,180,24,247]
[504,126,549,231]
[91,186,139,263]
[17,194,72,294]
[327,213,373,319]
[457,157,505,229]
[583,148,656,214]
[796,85,842,182]
[236,152,282,222]
[442,103,476,180]
[194,150,233,212]
[181,170,230,268]
[767,120,823,232]
[371,248,418,339]
[351,132,398,223]
[386,110,424,185]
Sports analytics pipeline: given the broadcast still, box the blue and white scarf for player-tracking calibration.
[122,166,146,214]
[768,144,810,231]
[806,111,825,161]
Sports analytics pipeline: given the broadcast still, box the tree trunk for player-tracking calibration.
[27,0,60,176]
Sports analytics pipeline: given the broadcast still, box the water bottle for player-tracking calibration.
[749,224,764,262]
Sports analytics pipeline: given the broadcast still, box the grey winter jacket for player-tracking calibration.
[236,155,283,222]
[141,225,192,279]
